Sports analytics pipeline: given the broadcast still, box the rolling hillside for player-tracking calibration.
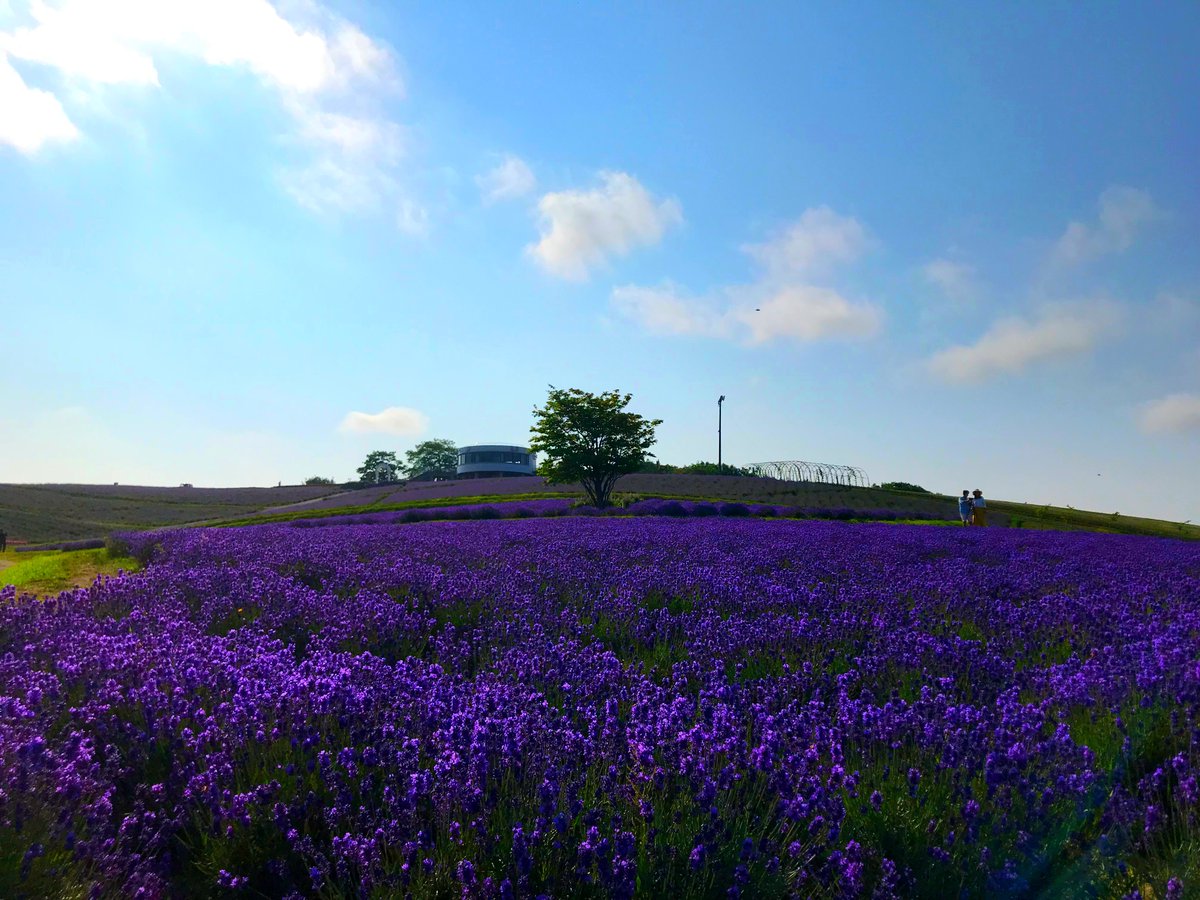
[0,483,340,544]
[4,477,1196,544]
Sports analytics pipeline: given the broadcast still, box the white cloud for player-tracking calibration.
[528,171,682,281]
[1139,393,1200,435]
[0,1,359,93]
[281,157,385,214]
[0,1,414,224]
[1052,186,1159,266]
[743,206,870,276]
[737,285,881,343]
[611,204,882,346]
[396,198,429,236]
[0,4,159,87]
[290,104,403,160]
[478,154,535,204]
[278,103,405,215]
[0,52,79,151]
[1151,291,1200,331]
[923,258,976,302]
[927,302,1120,383]
[611,284,730,338]
[338,406,429,436]
[611,282,881,345]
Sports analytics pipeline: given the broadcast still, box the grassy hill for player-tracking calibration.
[3,477,1196,544]
[987,498,1199,540]
[262,474,964,517]
[1,546,140,595]
[0,483,339,544]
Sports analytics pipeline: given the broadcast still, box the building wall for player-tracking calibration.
[456,444,537,479]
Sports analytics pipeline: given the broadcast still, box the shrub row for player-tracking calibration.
[113,499,953,559]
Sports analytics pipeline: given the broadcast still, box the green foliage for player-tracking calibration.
[636,459,677,474]
[636,460,755,476]
[403,438,459,477]
[1,553,65,588]
[356,450,403,484]
[529,387,662,508]
[1,548,140,593]
[879,481,929,493]
[678,460,755,477]
[988,500,1200,540]
[303,475,336,485]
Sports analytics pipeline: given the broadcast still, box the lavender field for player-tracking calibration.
[2,518,1198,898]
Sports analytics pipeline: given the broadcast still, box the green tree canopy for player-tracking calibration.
[678,461,755,477]
[636,460,755,476]
[636,460,679,474]
[879,481,929,493]
[356,450,403,484]
[404,439,459,478]
[303,476,336,486]
[529,387,662,508]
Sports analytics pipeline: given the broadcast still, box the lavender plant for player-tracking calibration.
[1,518,1196,897]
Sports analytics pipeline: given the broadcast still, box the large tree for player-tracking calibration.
[404,439,459,478]
[356,450,403,484]
[529,387,662,508]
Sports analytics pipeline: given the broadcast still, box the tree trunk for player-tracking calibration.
[583,474,618,508]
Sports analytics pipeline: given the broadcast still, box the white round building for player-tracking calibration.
[455,445,537,479]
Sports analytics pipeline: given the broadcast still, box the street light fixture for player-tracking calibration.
[717,395,725,475]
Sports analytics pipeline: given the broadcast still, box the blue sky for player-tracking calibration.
[2,1,1198,521]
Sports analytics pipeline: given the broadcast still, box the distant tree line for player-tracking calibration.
[355,440,461,485]
[877,481,929,493]
[636,460,757,477]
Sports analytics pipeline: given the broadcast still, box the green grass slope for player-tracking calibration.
[989,499,1200,540]
[0,483,340,544]
[1,546,141,595]
[3,477,1195,544]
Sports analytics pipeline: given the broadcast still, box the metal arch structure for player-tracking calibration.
[745,460,871,488]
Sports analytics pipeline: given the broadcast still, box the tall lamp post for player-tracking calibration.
[717,395,725,475]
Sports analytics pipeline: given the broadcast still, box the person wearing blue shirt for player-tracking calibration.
[958,490,974,526]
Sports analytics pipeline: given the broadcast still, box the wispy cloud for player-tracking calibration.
[610,284,731,338]
[338,406,429,436]
[1139,393,1200,435]
[396,198,429,237]
[478,154,535,204]
[923,258,976,302]
[743,206,871,277]
[528,171,682,281]
[737,284,880,343]
[0,1,413,223]
[927,301,1121,383]
[612,206,882,346]
[1051,186,1159,266]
